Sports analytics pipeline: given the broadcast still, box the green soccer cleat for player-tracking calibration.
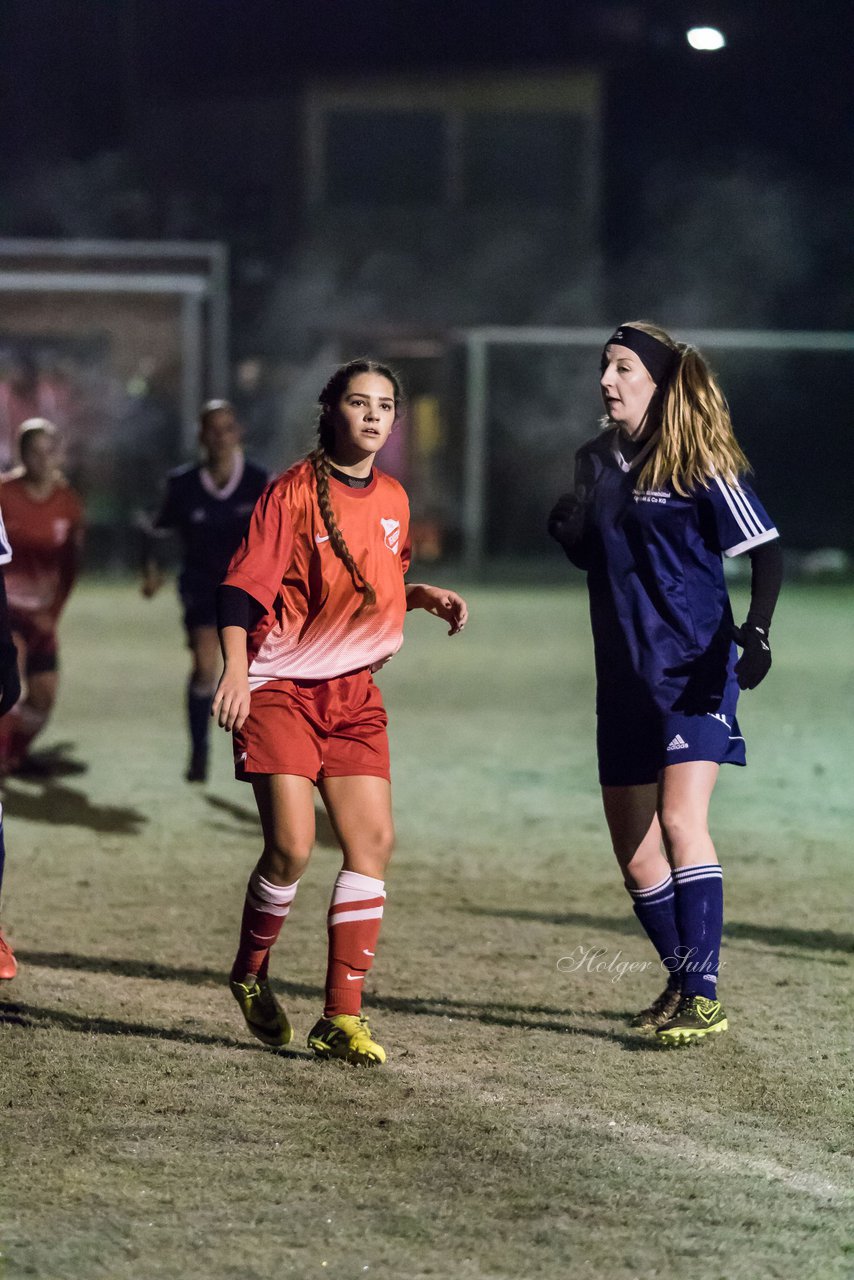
[655,993,728,1045]
[230,976,293,1048]
[630,984,682,1030]
[307,1014,387,1067]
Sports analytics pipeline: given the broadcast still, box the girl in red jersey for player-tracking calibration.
[0,419,84,775]
[0,500,23,976]
[213,360,467,1066]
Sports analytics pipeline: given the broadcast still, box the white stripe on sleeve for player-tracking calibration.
[723,526,779,558]
[714,477,758,540]
[729,484,766,537]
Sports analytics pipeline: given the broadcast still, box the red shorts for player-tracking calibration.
[234,668,390,784]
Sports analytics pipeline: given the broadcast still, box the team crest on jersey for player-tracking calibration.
[380,518,400,554]
[53,518,71,545]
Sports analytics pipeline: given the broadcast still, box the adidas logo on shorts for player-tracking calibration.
[667,734,689,751]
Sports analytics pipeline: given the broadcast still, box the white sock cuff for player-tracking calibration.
[673,863,723,882]
[334,870,385,898]
[627,872,674,900]
[248,871,300,907]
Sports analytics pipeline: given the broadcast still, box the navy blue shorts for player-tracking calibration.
[597,705,746,787]
[179,580,218,637]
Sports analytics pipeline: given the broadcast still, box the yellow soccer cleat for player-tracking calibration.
[656,993,728,1045]
[630,984,682,1030]
[230,976,293,1048]
[307,1014,386,1067]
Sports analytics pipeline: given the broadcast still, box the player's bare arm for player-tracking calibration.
[405,583,468,634]
[56,521,85,613]
[213,625,252,732]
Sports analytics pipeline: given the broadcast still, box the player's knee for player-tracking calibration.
[262,839,312,882]
[190,679,217,700]
[372,820,395,863]
[190,667,218,697]
[346,822,395,875]
[191,640,220,688]
[658,806,705,852]
[26,686,55,715]
[622,845,666,888]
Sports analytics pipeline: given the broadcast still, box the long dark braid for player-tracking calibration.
[309,359,402,612]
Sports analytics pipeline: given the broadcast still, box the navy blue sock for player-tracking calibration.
[672,864,724,999]
[187,682,213,759]
[627,872,681,989]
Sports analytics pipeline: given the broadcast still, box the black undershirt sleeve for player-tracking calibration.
[744,539,783,633]
[216,583,266,631]
[0,571,22,716]
[0,569,13,650]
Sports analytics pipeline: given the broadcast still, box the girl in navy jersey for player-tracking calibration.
[548,322,782,1044]
[142,401,268,782]
[213,360,467,1067]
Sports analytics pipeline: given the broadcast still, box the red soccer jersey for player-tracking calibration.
[224,459,411,685]
[0,475,84,616]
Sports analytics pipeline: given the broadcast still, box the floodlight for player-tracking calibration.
[686,26,726,51]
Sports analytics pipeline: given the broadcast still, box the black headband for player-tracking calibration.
[602,326,681,386]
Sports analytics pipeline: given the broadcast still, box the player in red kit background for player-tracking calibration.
[0,498,23,977]
[0,419,83,776]
[213,360,468,1067]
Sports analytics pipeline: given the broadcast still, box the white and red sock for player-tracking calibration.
[231,870,299,984]
[324,870,386,1018]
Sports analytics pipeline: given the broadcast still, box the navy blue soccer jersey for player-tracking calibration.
[575,428,778,719]
[154,454,269,592]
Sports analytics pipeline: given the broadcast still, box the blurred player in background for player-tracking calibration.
[0,499,22,977]
[0,419,84,777]
[548,322,782,1046]
[213,359,467,1067]
[142,400,268,783]
[0,351,66,472]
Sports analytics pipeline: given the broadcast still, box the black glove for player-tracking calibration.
[547,490,587,555]
[0,639,21,717]
[733,623,771,690]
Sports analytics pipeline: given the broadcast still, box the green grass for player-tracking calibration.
[1,580,853,1280]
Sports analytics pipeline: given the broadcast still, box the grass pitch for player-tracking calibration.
[1,580,853,1280]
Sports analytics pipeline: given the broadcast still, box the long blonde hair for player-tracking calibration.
[308,359,402,613]
[618,321,751,495]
